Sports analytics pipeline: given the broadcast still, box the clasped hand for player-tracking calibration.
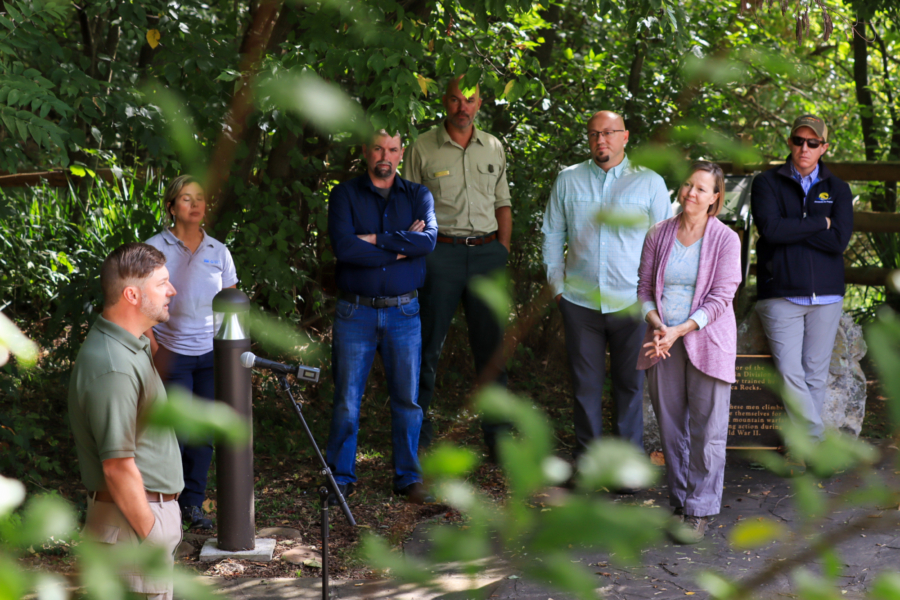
[643,324,681,359]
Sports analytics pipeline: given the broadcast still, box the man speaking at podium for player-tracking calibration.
[325,129,438,504]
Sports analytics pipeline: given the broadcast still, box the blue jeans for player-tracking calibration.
[156,346,215,509]
[326,298,424,489]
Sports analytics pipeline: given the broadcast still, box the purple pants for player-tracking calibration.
[647,338,731,517]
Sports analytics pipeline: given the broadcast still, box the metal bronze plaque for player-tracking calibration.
[726,355,786,450]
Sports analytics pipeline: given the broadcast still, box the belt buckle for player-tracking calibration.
[465,236,477,246]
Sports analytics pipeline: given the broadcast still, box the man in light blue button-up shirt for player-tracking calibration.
[542,111,671,462]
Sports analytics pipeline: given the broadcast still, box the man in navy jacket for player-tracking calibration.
[751,115,853,444]
[326,129,437,503]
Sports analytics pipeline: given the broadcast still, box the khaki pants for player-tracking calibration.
[84,496,183,599]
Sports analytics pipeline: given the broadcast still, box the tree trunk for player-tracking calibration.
[853,15,878,163]
[624,35,646,138]
[533,4,560,69]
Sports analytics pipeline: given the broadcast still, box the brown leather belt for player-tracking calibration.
[436,232,497,246]
[92,490,179,503]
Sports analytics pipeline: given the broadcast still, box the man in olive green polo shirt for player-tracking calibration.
[69,243,183,600]
[405,75,513,456]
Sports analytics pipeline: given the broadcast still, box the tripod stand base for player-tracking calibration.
[199,537,277,562]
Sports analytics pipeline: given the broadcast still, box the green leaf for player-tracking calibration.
[869,572,900,600]
[146,388,250,446]
[577,438,657,492]
[697,571,739,599]
[421,443,480,479]
[0,311,39,368]
[0,475,26,516]
[727,517,786,549]
[255,71,370,140]
[469,272,510,328]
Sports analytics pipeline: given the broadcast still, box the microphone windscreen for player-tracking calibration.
[239,352,256,368]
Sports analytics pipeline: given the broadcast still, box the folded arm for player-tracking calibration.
[804,183,853,254]
[752,175,829,244]
[329,186,402,266]
[372,187,438,257]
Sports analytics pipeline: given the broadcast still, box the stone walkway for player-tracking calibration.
[211,460,900,599]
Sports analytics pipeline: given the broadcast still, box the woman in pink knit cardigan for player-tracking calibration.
[636,162,742,544]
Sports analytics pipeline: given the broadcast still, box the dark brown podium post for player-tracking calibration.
[212,289,254,551]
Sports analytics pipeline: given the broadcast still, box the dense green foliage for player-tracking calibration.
[2,0,898,329]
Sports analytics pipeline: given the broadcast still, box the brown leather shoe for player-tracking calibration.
[393,482,435,505]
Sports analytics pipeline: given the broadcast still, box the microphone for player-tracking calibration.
[240,352,321,383]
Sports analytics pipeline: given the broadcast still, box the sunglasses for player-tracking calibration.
[791,136,825,149]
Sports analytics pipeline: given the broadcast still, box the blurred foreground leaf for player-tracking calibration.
[469,273,511,330]
[728,517,786,549]
[697,571,739,599]
[246,309,326,367]
[421,443,480,479]
[0,312,39,368]
[591,205,648,228]
[256,70,370,139]
[13,495,75,549]
[360,535,434,586]
[870,571,900,600]
[866,312,900,431]
[148,389,249,446]
[577,438,657,492]
[0,475,26,517]
[141,82,206,180]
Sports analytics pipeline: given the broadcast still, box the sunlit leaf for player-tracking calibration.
[0,475,26,516]
[421,443,479,479]
[15,496,76,547]
[34,573,67,600]
[727,517,786,549]
[0,311,39,368]
[577,438,657,492]
[146,29,160,49]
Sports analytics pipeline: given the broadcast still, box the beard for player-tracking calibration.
[140,291,170,324]
[373,162,394,179]
[593,152,610,165]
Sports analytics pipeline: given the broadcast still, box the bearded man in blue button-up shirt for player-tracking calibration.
[542,111,671,467]
[326,129,437,504]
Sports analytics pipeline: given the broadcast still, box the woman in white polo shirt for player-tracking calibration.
[145,175,238,530]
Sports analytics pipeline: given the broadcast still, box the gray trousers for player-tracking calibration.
[559,298,645,455]
[648,338,731,517]
[755,298,843,441]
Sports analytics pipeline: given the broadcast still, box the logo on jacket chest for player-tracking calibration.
[813,192,832,204]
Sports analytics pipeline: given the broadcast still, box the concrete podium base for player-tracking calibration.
[199,537,276,562]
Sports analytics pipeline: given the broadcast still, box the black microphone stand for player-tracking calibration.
[275,374,355,600]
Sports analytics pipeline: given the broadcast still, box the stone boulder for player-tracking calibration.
[643,305,867,450]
